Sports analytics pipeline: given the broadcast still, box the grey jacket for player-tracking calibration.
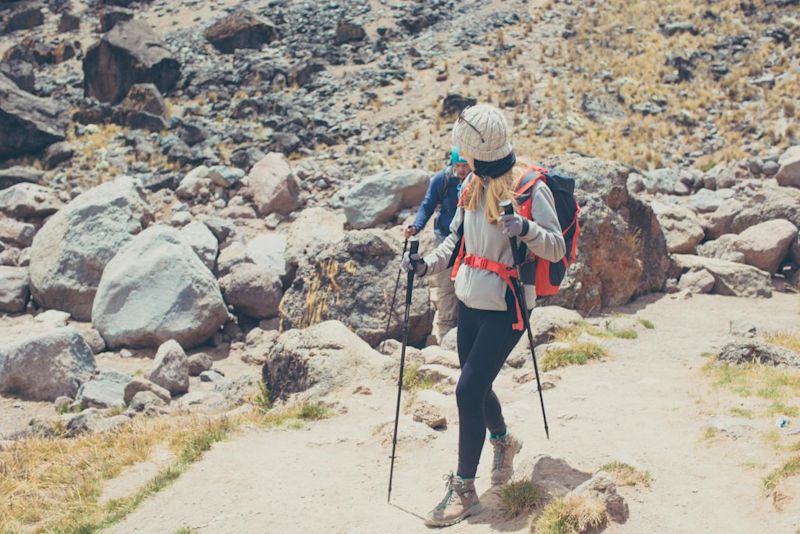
[423,174,566,311]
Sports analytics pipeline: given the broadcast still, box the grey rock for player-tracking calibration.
[0,218,35,248]
[65,409,129,436]
[672,254,771,298]
[0,266,29,312]
[200,369,225,382]
[280,230,433,347]
[729,319,757,338]
[187,352,213,377]
[0,166,43,190]
[248,153,302,216]
[262,320,388,402]
[77,370,132,409]
[204,9,278,54]
[677,268,715,294]
[342,169,429,229]
[651,202,705,254]
[213,374,261,407]
[732,219,797,274]
[92,226,228,349]
[179,221,218,272]
[129,390,166,412]
[176,165,211,200]
[0,183,62,219]
[208,165,245,188]
[245,233,287,280]
[717,340,800,368]
[775,146,800,188]
[219,263,283,319]
[0,328,96,401]
[574,472,629,524]
[123,377,171,404]
[29,176,152,321]
[148,339,189,396]
[83,20,181,104]
[644,168,678,194]
[0,72,66,159]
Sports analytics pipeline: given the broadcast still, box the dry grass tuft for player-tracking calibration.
[763,330,800,354]
[599,461,652,488]
[499,479,539,518]
[531,493,607,534]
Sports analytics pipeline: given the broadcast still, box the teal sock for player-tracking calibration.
[489,429,507,440]
[456,473,475,481]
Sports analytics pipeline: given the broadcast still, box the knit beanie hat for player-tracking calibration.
[451,104,513,162]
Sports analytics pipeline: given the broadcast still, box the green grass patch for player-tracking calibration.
[173,529,196,534]
[638,318,655,330]
[729,407,754,419]
[403,364,438,391]
[498,479,539,518]
[599,461,652,488]
[703,427,719,440]
[704,360,800,404]
[763,456,800,493]
[252,380,272,412]
[532,494,607,534]
[257,402,333,428]
[540,342,607,372]
[611,329,638,340]
[766,402,800,418]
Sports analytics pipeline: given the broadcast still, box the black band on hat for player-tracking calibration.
[474,152,516,179]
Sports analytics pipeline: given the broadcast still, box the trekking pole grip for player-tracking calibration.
[500,201,518,265]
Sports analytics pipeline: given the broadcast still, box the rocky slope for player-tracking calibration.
[0,1,799,529]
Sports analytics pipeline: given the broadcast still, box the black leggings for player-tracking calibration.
[455,300,526,478]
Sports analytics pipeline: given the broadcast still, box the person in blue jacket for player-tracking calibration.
[405,147,471,342]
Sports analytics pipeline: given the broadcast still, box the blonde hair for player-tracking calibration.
[462,162,530,224]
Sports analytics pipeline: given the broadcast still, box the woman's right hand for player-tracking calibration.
[400,252,427,276]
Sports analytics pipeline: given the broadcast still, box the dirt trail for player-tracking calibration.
[109,292,799,534]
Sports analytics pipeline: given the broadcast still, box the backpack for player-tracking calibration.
[513,165,580,296]
[449,165,580,296]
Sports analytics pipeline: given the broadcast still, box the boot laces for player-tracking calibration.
[492,437,508,470]
[436,473,459,510]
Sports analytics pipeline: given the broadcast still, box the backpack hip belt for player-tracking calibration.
[461,253,525,331]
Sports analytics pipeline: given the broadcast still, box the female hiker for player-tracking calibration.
[401,103,566,527]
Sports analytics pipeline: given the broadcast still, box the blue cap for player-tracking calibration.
[450,147,467,165]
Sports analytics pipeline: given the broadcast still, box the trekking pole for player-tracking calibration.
[380,234,410,353]
[500,201,550,440]
[388,237,419,502]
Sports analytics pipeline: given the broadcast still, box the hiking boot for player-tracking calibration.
[490,432,523,486]
[424,473,481,527]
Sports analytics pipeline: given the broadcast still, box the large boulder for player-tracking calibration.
[538,157,670,314]
[204,9,278,54]
[111,83,168,132]
[247,153,302,216]
[650,202,705,254]
[672,254,771,298]
[149,340,189,396]
[93,226,229,349]
[342,169,430,229]
[245,233,288,281]
[0,72,66,159]
[775,145,800,188]
[219,263,282,319]
[0,266,29,312]
[279,230,433,347]
[29,177,153,321]
[0,183,62,219]
[285,207,346,269]
[730,185,800,234]
[83,20,181,104]
[733,219,798,274]
[261,320,388,402]
[0,328,96,401]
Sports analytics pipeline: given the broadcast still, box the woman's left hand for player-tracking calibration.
[499,213,527,238]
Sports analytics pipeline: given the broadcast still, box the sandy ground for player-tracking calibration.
[105,291,800,534]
